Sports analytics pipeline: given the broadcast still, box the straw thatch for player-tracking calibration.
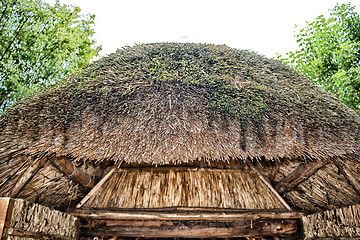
[0,43,360,238]
[80,168,287,209]
[1,198,78,239]
[1,43,359,166]
[302,204,360,238]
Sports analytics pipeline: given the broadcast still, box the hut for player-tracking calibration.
[0,43,360,239]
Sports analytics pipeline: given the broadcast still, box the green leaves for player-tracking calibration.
[279,3,360,115]
[0,0,101,111]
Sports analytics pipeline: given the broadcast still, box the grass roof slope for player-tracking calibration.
[1,43,359,165]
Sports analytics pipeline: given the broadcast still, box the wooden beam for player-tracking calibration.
[76,167,116,208]
[69,209,304,221]
[0,198,15,240]
[8,156,48,198]
[49,156,95,189]
[275,158,332,194]
[247,161,292,210]
[80,219,298,238]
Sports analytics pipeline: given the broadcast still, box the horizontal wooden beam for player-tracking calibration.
[49,156,95,189]
[80,219,298,238]
[275,158,332,194]
[69,209,304,221]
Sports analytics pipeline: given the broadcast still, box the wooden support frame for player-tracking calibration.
[80,219,298,238]
[49,156,95,189]
[70,208,304,221]
[275,158,332,194]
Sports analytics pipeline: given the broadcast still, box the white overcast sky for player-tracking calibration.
[47,0,360,58]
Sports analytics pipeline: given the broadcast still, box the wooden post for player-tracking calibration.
[0,198,14,240]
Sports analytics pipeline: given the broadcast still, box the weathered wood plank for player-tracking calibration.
[80,219,298,238]
[8,156,48,197]
[275,159,332,194]
[49,155,95,188]
[0,198,14,240]
[69,208,304,221]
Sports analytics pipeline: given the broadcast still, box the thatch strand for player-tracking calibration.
[9,198,78,239]
[285,160,360,212]
[1,43,359,166]
[82,168,287,210]
[302,204,360,238]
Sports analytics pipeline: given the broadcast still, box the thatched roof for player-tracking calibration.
[1,43,359,165]
[1,43,360,239]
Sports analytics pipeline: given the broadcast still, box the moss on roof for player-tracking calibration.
[1,43,360,164]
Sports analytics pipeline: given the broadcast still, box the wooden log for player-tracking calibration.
[275,159,332,194]
[69,208,304,221]
[0,198,14,240]
[8,156,48,197]
[80,219,298,238]
[49,155,95,188]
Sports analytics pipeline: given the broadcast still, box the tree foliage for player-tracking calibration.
[0,0,101,111]
[279,3,360,115]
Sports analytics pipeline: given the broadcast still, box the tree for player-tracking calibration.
[0,0,101,111]
[279,3,360,115]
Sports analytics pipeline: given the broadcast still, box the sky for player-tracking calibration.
[47,0,360,59]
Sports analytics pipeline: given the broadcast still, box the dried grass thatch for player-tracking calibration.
[81,168,287,209]
[302,203,360,238]
[2,198,78,239]
[285,160,360,212]
[1,43,359,166]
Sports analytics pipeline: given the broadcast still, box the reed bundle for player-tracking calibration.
[82,168,286,210]
[303,203,360,238]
